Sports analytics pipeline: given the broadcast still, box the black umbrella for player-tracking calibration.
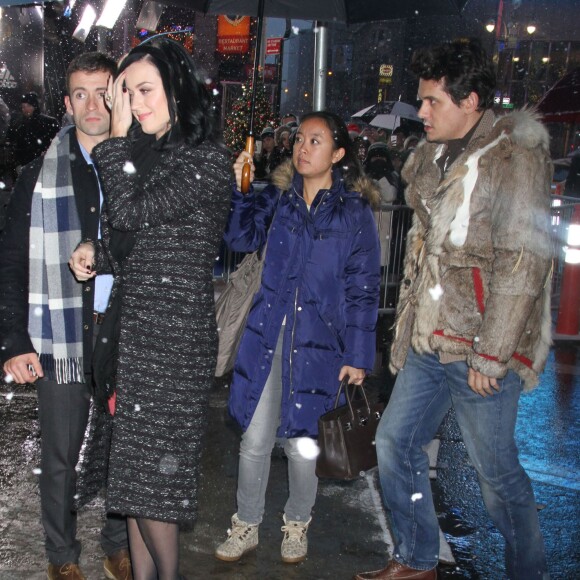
[171,1,469,22]
[0,1,42,4]
[174,0,470,190]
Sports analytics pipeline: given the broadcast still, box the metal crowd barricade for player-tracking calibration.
[214,193,579,316]
[213,181,270,283]
[374,204,414,314]
[550,195,580,307]
[214,200,415,315]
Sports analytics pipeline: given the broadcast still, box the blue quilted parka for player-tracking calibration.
[223,161,381,438]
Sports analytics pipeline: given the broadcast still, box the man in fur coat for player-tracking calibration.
[356,39,551,580]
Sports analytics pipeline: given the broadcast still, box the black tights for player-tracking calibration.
[128,517,180,580]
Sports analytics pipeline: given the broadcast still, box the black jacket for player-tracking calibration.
[0,129,102,375]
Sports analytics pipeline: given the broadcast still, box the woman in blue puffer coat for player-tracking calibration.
[215,111,381,564]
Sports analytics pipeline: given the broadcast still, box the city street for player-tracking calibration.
[0,340,578,579]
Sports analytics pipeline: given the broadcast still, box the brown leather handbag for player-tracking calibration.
[316,377,385,480]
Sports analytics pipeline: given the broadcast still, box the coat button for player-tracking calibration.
[84,324,89,330]
[90,206,96,212]
[85,286,91,292]
[404,278,411,287]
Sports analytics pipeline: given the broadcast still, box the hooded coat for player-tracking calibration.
[390,109,553,390]
[224,160,381,438]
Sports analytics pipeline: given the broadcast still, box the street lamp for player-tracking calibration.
[526,23,537,35]
[484,0,538,110]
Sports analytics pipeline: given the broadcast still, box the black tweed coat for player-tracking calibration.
[92,136,231,524]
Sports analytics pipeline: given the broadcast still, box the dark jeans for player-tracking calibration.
[36,377,128,565]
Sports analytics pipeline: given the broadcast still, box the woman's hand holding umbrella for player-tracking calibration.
[234,150,255,193]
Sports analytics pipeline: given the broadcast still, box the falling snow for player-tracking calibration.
[123,161,137,174]
[428,284,444,301]
[159,454,179,475]
[296,437,320,460]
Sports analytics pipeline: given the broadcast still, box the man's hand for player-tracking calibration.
[338,365,366,385]
[468,368,499,397]
[3,353,44,384]
[69,242,96,281]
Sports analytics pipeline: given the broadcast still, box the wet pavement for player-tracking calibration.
[1,338,578,579]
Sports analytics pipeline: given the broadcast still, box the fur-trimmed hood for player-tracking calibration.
[270,158,381,209]
[392,107,553,390]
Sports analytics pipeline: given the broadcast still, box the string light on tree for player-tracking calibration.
[224,82,275,152]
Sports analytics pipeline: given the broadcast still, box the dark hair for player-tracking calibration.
[117,38,216,149]
[21,92,39,109]
[66,52,117,95]
[410,38,496,111]
[365,144,397,186]
[298,111,362,187]
[392,126,408,137]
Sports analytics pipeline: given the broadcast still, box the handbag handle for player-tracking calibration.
[333,376,372,421]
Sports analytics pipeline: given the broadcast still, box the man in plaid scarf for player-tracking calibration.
[0,53,131,580]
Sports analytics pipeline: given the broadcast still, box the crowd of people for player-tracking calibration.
[253,113,421,207]
[0,36,553,580]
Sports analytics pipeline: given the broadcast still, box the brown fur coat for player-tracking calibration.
[390,109,553,390]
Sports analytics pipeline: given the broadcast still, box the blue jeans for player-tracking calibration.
[236,331,318,524]
[376,349,548,578]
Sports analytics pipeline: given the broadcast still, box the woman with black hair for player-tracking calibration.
[70,38,231,578]
[215,111,381,564]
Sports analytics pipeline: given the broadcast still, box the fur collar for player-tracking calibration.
[405,107,549,176]
[270,159,381,208]
[492,107,550,151]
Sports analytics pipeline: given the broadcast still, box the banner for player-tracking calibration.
[266,37,282,56]
[217,15,250,54]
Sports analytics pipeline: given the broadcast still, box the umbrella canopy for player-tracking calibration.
[165,0,469,188]
[0,0,43,4]
[172,0,469,22]
[352,101,422,131]
[538,67,580,124]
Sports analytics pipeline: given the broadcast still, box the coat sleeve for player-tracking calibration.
[467,147,553,378]
[342,205,381,372]
[92,138,232,231]
[222,183,280,253]
[0,161,41,364]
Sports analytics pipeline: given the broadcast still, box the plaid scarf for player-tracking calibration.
[28,127,85,384]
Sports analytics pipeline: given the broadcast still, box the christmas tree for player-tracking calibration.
[224,82,275,152]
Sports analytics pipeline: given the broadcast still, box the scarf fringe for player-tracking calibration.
[39,354,85,384]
